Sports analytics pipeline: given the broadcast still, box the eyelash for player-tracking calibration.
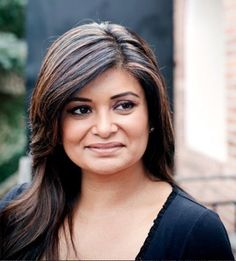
[68,101,136,116]
[68,105,92,116]
[114,101,136,111]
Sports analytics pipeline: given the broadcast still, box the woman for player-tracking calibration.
[0,22,234,260]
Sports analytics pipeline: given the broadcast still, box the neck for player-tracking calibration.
[77,162,150,212]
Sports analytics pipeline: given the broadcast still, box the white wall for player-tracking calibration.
[184,0,226,161]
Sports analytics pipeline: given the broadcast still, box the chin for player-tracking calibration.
[86,166,125,176]
[81,158,140,176]
[79,160,128,175]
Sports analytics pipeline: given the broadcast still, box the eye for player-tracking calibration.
[114,101,136,111]
[68,105,92,116]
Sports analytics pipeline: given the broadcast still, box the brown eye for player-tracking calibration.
[115,101,136,111]
[68,105,92,115]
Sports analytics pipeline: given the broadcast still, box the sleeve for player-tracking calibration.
[182,209,235,260]
[0,183,28,211]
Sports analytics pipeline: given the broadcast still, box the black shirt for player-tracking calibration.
[136,186,234,260]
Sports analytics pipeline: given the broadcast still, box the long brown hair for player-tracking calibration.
[0,22,175,260]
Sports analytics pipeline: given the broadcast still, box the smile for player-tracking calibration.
[85,142,125,155]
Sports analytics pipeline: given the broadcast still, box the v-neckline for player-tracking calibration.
[135,185,178,260]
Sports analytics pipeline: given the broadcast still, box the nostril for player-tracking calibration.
[91,123,118,137]
[111,124,118,133]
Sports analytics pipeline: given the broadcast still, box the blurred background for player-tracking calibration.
[0,0,27,190]
[0,0,235,254]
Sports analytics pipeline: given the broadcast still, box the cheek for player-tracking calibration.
[61,118,88,145]
[121,110,149,141]
[61,120,75,144]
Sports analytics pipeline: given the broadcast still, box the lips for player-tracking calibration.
[86,142,124,149]
[85,142,125,156]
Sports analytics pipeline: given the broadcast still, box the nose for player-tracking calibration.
[91,110,118,138]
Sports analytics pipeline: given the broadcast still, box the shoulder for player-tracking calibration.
[160,186,214,229]
[169,187,234,259]
[142,186,234,260]
[172,186,228,234]
[0,183,28,211]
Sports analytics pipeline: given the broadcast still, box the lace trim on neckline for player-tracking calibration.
[135,185,178,260]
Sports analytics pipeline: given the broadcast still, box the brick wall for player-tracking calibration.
[174,0,236,234]
[224,0,236,168]
[174,0,236,178]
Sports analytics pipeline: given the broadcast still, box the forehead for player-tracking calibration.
[75,68,145,98]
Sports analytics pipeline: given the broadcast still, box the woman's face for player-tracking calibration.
[61,68,149,176]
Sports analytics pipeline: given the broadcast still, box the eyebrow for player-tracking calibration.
[68,97,92,102]
[110,91,140,99]
[67,91,140,102]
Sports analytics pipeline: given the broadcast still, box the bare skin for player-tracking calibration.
[59,68,173,259]
[59,170,172,260]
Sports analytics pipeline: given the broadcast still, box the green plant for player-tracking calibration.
[0,0,27,183]
[0,93,26,182]
[0,0,27,38]
[0,32,27,74]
